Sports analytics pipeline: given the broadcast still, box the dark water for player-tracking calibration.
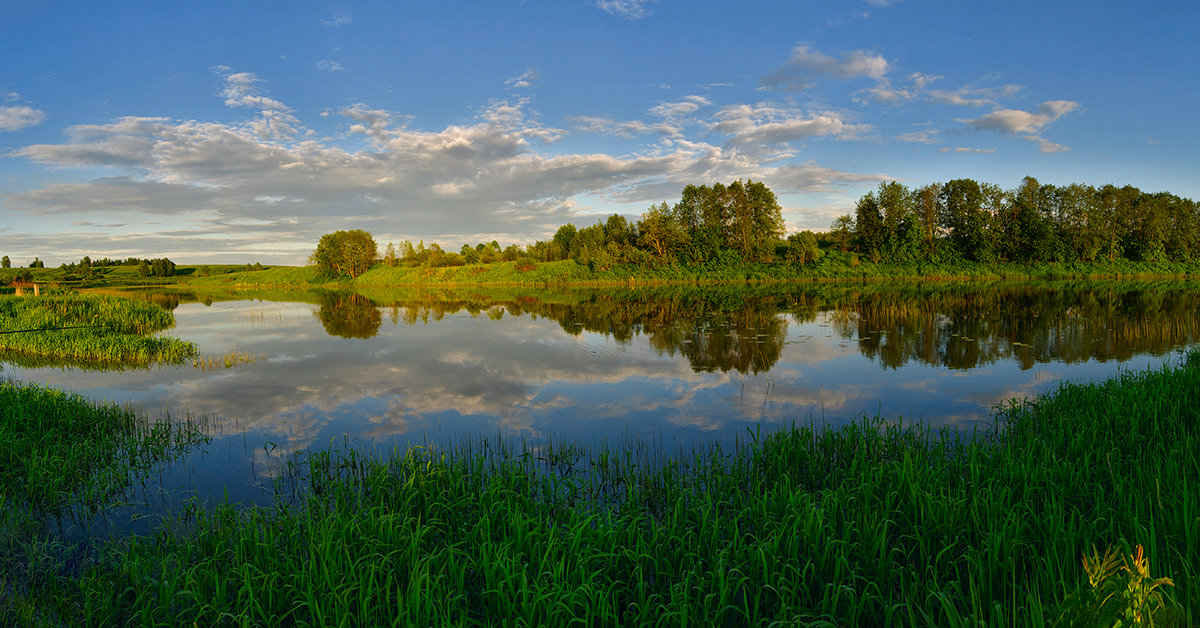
[5,279,1199,534]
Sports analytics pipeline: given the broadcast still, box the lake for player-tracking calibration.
[4,278,1198,535]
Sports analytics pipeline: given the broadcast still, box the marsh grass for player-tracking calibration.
[61,350,1196,626]
[0,294,197,367]
[0,381,208,625]
[191,351,259,371]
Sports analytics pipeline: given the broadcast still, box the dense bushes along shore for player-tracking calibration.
[2,350,1195,624]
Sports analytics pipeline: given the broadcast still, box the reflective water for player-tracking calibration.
[4,279,1198,529]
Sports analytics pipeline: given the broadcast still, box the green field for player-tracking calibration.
[1,351,1195,625]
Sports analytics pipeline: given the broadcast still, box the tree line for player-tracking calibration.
[836,176,1199,264]
[371,179,794,273]
[310,176,1197,279]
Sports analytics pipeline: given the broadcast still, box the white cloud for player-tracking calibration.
[956,100,1080,153]
[927,84,1023,107]
[711,104,868,153]
[648,95,711,119]
[505,69,539,90]
[316,60,345,72]
[959,100,1079,134]
[7,67,888,263]
[762,44,889,91]
[0,105,46,132]
[595,0,656,19]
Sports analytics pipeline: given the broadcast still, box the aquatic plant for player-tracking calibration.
[0,294,197,367]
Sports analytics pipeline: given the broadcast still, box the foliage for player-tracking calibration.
[310,229,378,279]
[835,176,1198,266]
[1057,545,1182,626]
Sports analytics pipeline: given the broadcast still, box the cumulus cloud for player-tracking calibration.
[762,44,889,91]
[6,66,888,263]
[595,0,656,19]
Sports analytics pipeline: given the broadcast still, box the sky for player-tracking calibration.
[1,0,1197,266]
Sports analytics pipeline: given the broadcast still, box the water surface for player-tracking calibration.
[5,279,1198,531]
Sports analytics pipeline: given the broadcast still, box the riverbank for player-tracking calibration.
[4,255,1200,292]
[2,350,1195,625]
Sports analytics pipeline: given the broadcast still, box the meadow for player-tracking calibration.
[1,349,1194,625]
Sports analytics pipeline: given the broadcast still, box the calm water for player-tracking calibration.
[5,279,1199,533]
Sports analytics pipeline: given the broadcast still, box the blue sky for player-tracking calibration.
[1,0,1197,265]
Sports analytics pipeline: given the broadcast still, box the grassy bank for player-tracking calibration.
[0,350,1181,625]
[0,294,197,368]
[172,254,1200,289]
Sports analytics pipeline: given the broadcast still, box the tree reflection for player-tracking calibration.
[344,280,1200,372]
[316,292,382,339]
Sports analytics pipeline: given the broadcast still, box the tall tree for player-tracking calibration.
[854,191,885,260]
[939,179,990,262]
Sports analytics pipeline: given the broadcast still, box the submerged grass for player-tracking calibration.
[0,294,197,367]
[62,349,1197,626]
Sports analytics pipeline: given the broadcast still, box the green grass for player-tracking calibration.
[179,256,1200,289]
[0,381,208,625]
[0,294,197,367]
[57,349,1197,626]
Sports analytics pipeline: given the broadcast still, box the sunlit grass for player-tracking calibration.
[0,294,197,367]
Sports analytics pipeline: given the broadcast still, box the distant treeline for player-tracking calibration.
[836,176,1198,264]
[381,176,1197,271]
[58,256,178,278]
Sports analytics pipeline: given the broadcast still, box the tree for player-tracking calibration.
[29,257,44,268]
[1,256,9,269]
[310,229,378,278]
[853,191,885,260]
[638,202,682,262]
[939,179,991,262]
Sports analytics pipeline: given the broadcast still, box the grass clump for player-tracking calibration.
[0,294,197,367]
[70,350,1198,626]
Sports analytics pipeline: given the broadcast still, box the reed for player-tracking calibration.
[0,294,197,367]
[65,349,1197,626]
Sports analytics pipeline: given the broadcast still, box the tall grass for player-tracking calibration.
[69,349,1198,626]
[0,294,197,367]
[0,381,208,625]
